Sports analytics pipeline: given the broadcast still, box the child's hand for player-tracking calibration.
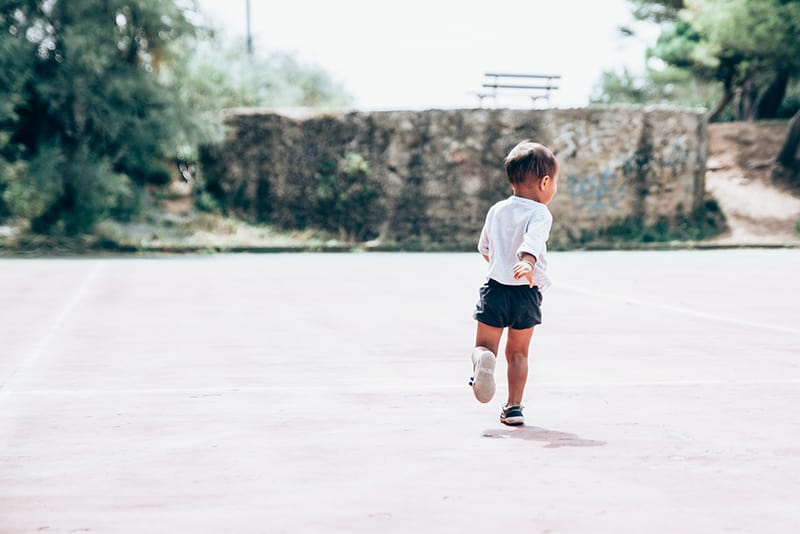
[513,260,535,288]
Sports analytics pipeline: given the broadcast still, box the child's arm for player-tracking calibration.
[477,206,493,262]
[514,208,553,288]
[513,252,536,287]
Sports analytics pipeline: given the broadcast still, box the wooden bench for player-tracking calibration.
[475,72,561,107]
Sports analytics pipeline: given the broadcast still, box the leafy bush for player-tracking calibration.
[312,152,383,242]
[2,143,63,221]
[0,0,210,235]
[575,198,726,246]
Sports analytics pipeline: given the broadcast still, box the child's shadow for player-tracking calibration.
[483,426,605,448]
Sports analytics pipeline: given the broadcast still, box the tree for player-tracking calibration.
[686,0,800,121]
[774,109,800,187]
[177,37,353,111]
[0,0,214,234]
[627,0,685,23]
[594,1,728,114]
[627,0,800,122]
[590,68,652,105]
[590,63,726,112]
[778,111,800,167]
[0,1,355,235]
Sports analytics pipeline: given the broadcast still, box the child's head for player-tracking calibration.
[504,141,558,184]
[503,141,559,204]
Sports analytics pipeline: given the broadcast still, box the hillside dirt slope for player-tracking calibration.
[706,121,800,246]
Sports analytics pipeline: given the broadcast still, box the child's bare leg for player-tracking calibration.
[505,327,534,406]
[474,321,503,356]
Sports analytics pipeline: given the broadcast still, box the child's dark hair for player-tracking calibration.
[504,141,558,185]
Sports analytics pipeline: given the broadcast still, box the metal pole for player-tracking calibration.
[246,0,253,61]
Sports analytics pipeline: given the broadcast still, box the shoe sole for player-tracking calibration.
[500,416,524,426]
[471,350,496,403]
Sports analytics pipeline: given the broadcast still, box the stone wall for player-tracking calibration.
[200,106,707,248]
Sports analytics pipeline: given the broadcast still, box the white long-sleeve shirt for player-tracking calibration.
[477,195,553,291]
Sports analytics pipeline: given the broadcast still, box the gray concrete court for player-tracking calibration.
[1,249,799,533]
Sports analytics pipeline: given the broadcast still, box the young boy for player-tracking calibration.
[469,140,558,426]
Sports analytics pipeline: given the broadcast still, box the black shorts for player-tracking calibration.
[473,279,543,330]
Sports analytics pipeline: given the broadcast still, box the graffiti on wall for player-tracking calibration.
[564,169,626,214]
[659,136,691,177]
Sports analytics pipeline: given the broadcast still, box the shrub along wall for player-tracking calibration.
[199,106,708,249]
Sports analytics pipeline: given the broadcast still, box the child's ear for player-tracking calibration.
[540,175,551,189]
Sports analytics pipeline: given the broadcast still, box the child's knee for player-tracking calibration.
[506,350,528,363]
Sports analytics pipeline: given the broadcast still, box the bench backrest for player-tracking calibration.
[476,73,561,107]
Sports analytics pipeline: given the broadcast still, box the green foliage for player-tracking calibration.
[2,142,135,234]
[649,19,715,75]
[312,152,382,242]
[576,198,726,245]
[685,0,800,70]
[591,64,731,118]
[177,36,353,111]
[0,16,31,125]
[590,68,651,105]
[2,143,63,220]
[777,80,800,119]
[0,1,356,243]
[628,0,685,23]
[63,144,134,234]
[0,0,212,234]
[195,190,222,214]
[605,0,800,120]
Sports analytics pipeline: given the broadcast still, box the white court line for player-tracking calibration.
[10,378,800,398]
[535,378,800,388]
[0,261,104,402]
[558,282,800,335]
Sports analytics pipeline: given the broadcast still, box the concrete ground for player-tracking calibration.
[1,249,799,534]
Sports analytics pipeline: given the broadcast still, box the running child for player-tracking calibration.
[469,140,559,426]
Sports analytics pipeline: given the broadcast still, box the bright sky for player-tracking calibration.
[195,0,657,111]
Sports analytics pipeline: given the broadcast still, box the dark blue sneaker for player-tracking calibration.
[500,404,524,426]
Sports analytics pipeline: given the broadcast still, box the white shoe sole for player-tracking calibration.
[500,415,524,426]
[471,350,496,403]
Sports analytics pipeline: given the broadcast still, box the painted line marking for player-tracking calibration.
[0,261,104,402]
[558,282,800,335]
[8,378,800,398]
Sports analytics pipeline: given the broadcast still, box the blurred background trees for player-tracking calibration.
[0,0,352,236]
[594,0,800,123]
[180,38,352,111]
[2,0,798,240]
[0,0,200,234]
